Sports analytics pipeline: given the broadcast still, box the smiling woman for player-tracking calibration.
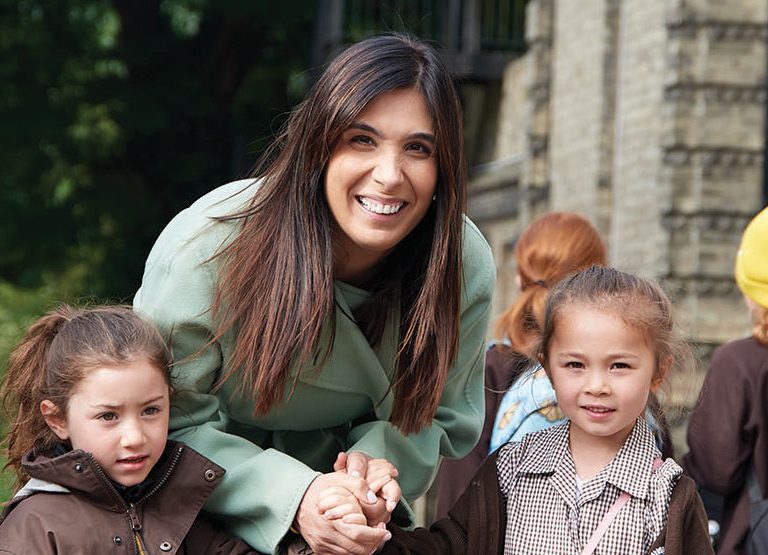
[132,34,495,554]
[325,87,438,284]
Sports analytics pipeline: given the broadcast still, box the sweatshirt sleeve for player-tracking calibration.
[345,219,496,511]
[381,451,505,554]
[683,342,755,495]
[133,201,319,555]
[647,476,714,555]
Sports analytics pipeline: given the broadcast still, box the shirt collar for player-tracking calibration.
[516,418,661,500]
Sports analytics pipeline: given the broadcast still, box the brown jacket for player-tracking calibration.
[0,441,262,555]
[434,344,530,519]
[385,450,714,554]
[684,337,768,555]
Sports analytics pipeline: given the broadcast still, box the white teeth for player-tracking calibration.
[358,197,403,215]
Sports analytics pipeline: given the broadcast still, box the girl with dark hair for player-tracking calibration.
[133,33,494,554]
[0,306,260,554]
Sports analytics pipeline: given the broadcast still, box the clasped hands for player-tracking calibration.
[294,451,402,555]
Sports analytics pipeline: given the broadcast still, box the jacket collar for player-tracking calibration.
[12,440,222,514]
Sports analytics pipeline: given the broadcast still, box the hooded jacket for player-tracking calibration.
[0,441,261,555]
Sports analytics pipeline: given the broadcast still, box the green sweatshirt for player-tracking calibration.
[133,179,495,554]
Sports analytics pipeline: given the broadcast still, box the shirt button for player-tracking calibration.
[204,469,216,481]
[159,541,172,551]
[113,536,123,545]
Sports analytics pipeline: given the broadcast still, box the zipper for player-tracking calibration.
[87,445,185,554]
[134,445,184,505]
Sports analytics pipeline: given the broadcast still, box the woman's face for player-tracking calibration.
[325,87,438,283]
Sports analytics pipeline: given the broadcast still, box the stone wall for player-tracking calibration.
[467,0,767,431]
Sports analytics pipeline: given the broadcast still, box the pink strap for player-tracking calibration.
[580,492,630,555]
[580,458,663,555]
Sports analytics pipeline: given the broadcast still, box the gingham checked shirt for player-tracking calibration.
[496,419,681,554]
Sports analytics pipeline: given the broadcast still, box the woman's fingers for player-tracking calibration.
[333,451,348,472]
[323,502,360,520]
[344,451,371,479]
[367,474,392,494]
[333,520,392,552]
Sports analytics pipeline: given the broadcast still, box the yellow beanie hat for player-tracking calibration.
[735,206,768,309]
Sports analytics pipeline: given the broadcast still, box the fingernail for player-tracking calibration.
[387,500,397,511]
[350,470,362,478]
[384,531,392,541]
[366,490,377,504]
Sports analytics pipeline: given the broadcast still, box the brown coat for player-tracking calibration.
[0,441,262,555]
[684,337,768,555]
[434,344,530,519]
[385,450,714,555]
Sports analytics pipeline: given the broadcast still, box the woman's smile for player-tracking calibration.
[356,195,405,215]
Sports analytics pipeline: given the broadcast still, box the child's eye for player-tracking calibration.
[143,406,161,416]
[98,412,118,422]
[611,362,630,370]
[565,361,584,369]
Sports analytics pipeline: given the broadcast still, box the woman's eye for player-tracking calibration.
[349,135,374,146]
[565,361,584,369]
[611,362,630,370]
[406,142,432,156]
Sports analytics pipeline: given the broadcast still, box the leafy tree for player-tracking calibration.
[0,0,317,299]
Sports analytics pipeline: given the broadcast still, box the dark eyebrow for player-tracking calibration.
[91,395,166,410]
[348,122,436,144]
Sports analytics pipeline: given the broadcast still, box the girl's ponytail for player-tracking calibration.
[494,212,607,358]
[1,306,74,484]
[495,281,549,358]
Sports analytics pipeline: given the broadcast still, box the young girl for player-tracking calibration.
[323,266,714,554]
[0,305,265,554]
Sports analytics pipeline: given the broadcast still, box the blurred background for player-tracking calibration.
[1,0,766,514]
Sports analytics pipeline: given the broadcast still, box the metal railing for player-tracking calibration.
[315,0,528,79]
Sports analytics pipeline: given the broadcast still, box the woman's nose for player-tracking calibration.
[371,150,404,188]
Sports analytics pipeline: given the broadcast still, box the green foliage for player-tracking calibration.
[1,0,317,300]
[0,279,69,501]
[0,1,317,497]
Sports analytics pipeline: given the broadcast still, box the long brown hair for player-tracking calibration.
[210,34,466,434]
[1,305,171,485]
[495,212,607,357]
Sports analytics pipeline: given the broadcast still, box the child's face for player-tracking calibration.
[45,361,170,487]
[546,303,660,453]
